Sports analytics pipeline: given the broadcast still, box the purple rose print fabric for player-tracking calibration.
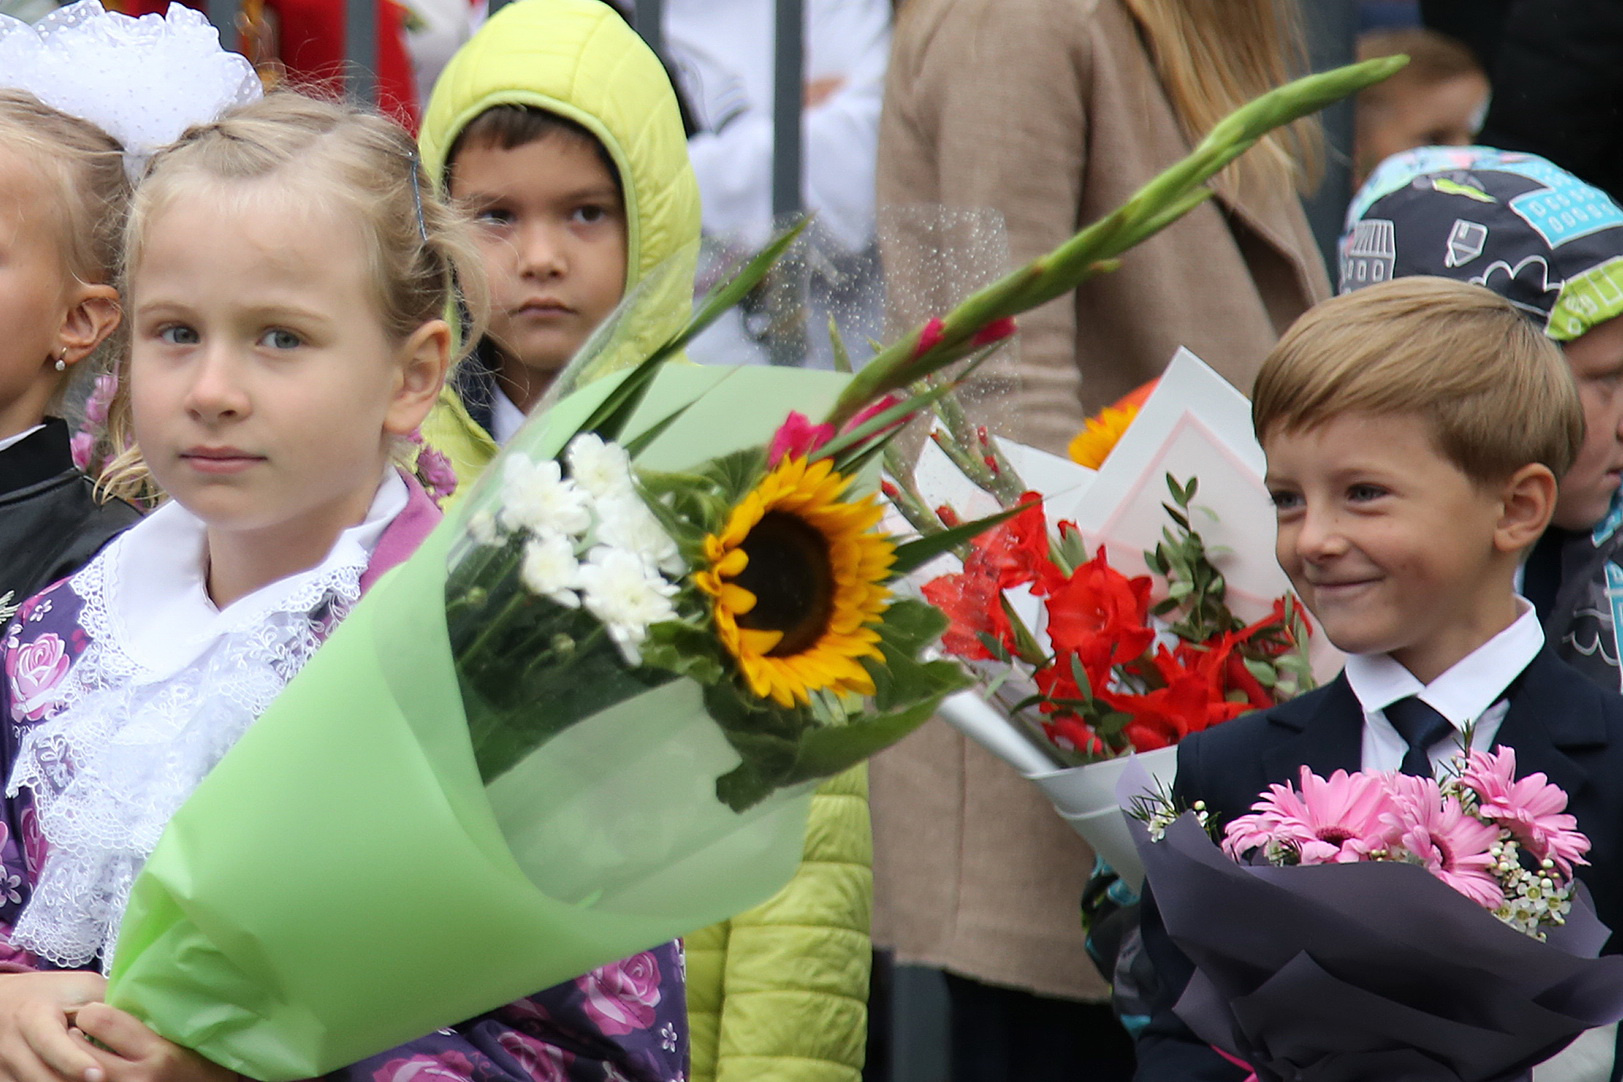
[0,580,690,1082]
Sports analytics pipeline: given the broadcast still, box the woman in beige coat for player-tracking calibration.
[871,0,1330,1077]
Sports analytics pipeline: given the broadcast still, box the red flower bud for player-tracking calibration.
[970,316,1017,348]
[912,317,947,361]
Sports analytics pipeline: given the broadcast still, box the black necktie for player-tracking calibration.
[1384,696,1455,777]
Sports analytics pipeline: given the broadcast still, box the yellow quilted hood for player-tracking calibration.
[419,0,701,355]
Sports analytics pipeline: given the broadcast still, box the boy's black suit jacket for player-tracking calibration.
[1132,645,1623,1082]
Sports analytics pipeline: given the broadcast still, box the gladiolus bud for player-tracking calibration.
[970,317,1017,348]
[912,317,946,360]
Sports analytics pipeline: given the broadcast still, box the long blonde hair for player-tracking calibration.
[100,93,489,503]
[0,90,132,411]
[1120,0,1324,194]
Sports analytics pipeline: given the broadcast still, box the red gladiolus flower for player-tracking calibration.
[921,496,1053,661]
[1042,712,1104,757]
[912,317,946,360]
[768,411,836,464]
[1045,548,1155,675]
[921,562,1013,660]
[844,393,911,439]
[970,316,1017,349]
[1098,664,1247,750]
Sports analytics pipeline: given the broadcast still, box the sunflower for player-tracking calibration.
[694,455,895,708]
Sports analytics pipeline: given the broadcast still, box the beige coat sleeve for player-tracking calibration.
[879,0,1095,451]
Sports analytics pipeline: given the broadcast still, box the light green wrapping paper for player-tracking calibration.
[105,366,854,1080]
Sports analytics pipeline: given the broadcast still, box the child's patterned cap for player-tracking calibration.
[1339,145,1623,342]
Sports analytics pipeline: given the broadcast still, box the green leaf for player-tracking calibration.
[702,447,772,505]
[621,394,704,458]
[1000,594,1047,667]
[1243,657,1279,689]
[639,621,726,684]
[673,219,811,352]
[889,502,1030,576]
[783,695,950,786]
[975,631,1013,663]
[575,347,679,444]
[1069,652,1095,700]
[829,315,854,374]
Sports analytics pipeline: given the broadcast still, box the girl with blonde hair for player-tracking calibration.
[0,93,685,1082]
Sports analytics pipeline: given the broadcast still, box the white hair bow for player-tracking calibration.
[0,0,262,179]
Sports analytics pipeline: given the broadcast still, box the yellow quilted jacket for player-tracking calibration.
[417,0,701,482]
[417,6,872,1078]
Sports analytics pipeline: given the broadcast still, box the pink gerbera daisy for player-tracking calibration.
[1459,747,1590,877]
[1223,766,1399,864]
[1385,777,1504,908]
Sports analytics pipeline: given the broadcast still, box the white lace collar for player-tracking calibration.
[4,470,407,971]
[103,471,406,678]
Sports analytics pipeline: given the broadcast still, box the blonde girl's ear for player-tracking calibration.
[383,317,453,437]
[1494,462,1558,554]
[56,282,121,368]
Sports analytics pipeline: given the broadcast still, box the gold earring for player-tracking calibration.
[53,350,66,373]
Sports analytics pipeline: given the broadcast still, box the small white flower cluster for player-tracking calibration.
[472,435,682,665]
[1489,838,1574,940]
[1131,790,1211,843]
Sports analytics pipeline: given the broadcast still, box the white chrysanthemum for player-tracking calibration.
[467,510,502,546]
[577,546,679,665]
[500,455,592,538]
[565,433,636,500]
[520,533,582,608]
[594,493,684,575]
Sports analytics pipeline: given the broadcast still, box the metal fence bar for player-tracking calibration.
[1301,0,1358,273]
[771,0,804,217]
[207,0,240,46]
[631,0,663,66]
[346,0,378,107]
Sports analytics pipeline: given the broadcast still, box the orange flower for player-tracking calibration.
[1067,380,1157,469]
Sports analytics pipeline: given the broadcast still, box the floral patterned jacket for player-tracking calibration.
[0,480,688,1082]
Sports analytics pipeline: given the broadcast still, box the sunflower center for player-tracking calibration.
[733,510,835,658]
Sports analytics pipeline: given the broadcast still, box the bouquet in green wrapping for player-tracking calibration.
[101,55,1405,1082]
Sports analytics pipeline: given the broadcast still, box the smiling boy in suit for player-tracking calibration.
[1132,276,1623,1082]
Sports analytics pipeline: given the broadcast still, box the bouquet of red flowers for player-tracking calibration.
[920,474,1313,762]
[890,354,1322,883]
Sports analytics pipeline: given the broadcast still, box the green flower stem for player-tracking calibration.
[932,389,1027,505]
[456,586,532,667]
[825,55,1406,427]
[880,444,957,550]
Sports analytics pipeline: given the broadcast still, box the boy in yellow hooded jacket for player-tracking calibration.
[418,4,872,1081]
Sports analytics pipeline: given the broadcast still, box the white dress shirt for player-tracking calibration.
[0,423,44,455]
[490,385,527,448]
[1344,599,1543,777]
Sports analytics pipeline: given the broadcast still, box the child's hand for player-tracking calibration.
[70,1005,234,1082]
[0,970,108,1082]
